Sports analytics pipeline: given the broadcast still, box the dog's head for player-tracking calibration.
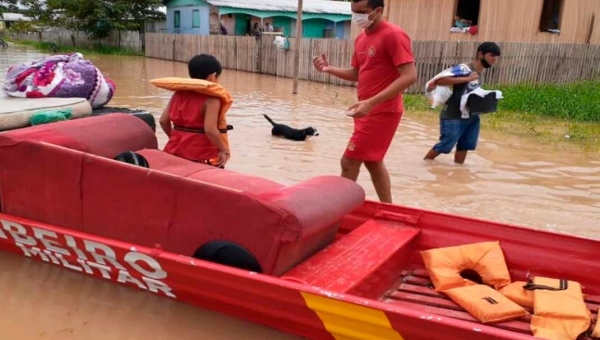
[306,127,319,137]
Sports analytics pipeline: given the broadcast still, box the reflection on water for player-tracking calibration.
[0,44,599,338]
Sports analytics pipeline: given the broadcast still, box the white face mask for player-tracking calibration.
[352,11,375,29]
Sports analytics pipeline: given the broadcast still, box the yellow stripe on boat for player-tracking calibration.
[301,291,404,340]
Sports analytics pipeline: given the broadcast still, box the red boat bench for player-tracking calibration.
[0,114,366,276]
[136,149,284,195]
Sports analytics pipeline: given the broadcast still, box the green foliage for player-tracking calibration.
[494,81,600,123]
[19,0,53,22]
[0,0,20,15]
[8,21,37,32]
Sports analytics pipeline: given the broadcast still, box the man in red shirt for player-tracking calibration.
[313,0,417,203]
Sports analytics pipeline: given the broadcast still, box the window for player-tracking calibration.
[174,10,181,29]
[193,10,200,28]
[539,0,563,32]
[453,0,480,27]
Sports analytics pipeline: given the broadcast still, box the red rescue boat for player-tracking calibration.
[0,114,598,340]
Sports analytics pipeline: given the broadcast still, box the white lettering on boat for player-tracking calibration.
[0,219,176,298]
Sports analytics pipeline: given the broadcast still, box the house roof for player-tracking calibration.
[1,13,33,22]
[164,0,351,15]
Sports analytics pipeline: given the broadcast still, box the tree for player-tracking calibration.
[19,0,54,23]
[18,0,165,40]
[0,0,21,15]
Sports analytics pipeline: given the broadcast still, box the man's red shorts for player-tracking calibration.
[343,111,402,162]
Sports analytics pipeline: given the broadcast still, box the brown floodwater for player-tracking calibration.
[1,45,599,339]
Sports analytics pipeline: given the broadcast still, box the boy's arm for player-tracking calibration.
[159,99,172,137]
[203,97,229,153]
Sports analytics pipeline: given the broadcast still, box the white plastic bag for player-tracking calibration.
[273,36,289,51]
[426,85,453,109]
[424,63,472,109]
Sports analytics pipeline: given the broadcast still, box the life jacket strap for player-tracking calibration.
[523,279,568,291]
[174,125,233,134]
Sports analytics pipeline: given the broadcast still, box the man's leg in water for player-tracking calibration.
[454,150,468,164]
[340,156,362,181]
[425,118,463,161]
[343,112,400,203]
[424,148,441,160]
[365,161,392,203]
[454,115,481,164]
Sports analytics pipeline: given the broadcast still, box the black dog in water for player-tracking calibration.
[263,114,319,141]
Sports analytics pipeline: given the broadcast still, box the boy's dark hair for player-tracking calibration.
[477,42,501,56]
[188,54,222,80]
[352,0,384,9]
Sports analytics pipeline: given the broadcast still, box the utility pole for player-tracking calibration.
[292,0,303,94]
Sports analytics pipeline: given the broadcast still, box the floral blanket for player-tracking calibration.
[3,53,116,108]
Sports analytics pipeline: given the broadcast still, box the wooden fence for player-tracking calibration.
[11,30,600,92]
[10,29,143,55]
[145,33,355,86]
[146,33,600,93]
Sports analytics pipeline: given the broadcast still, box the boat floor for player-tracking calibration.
[383,266,599,340]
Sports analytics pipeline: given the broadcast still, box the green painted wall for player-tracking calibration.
[303,19,327,38]
[272,16,291,36]
[219,7,350,22]
[235,14,249,35]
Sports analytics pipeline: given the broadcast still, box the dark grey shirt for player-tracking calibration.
[440,63,484,120]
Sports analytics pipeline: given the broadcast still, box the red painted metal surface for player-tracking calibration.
[284,218,421,300]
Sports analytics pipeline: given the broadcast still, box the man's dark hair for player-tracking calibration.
[477,42,501,56]
[188,54,222,80]
[352,0,385,9]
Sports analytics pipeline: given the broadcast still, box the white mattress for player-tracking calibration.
[0,93,92,131]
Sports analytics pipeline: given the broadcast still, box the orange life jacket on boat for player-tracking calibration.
[150,77,233,164]
[525,277,591,340]
[500,281,534,308]
[445,284,528,324]
[592,312,600,337]
[420,241,512,292]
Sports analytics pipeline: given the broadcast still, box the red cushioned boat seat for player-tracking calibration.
[0,113,157,158]
[0,115,366,276]
[0,139,86,229]
[137,149,284,195]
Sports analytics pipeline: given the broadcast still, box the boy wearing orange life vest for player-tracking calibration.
[159,54,231,168]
